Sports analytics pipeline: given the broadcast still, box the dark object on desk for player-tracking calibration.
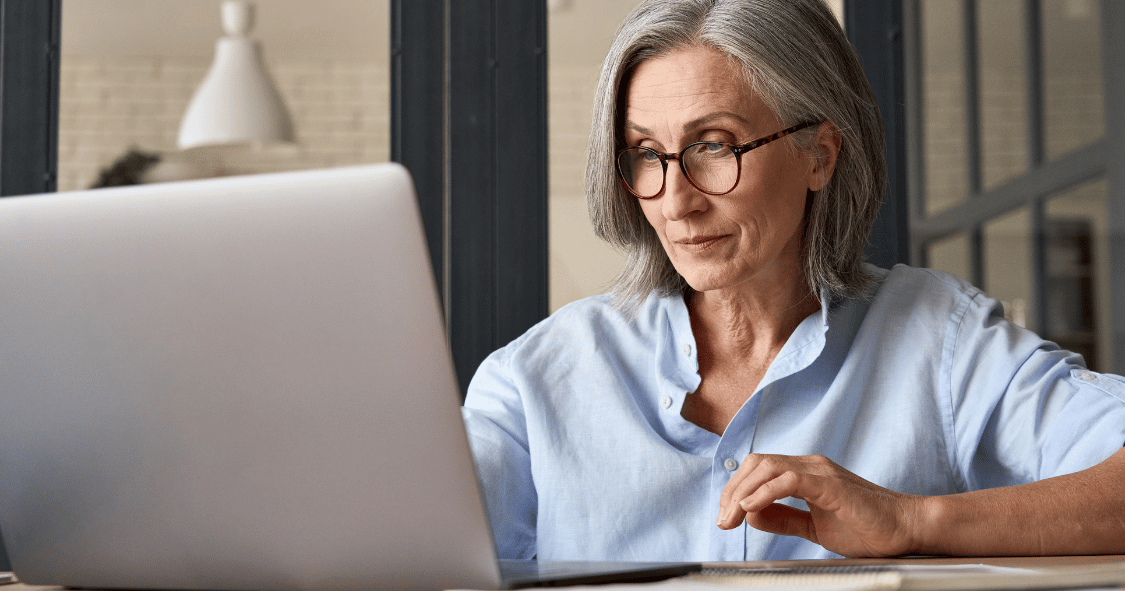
[501,560,700,588]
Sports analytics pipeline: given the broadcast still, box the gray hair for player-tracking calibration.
[586,0,886,312]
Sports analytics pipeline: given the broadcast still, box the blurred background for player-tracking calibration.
[57,0,1117,372]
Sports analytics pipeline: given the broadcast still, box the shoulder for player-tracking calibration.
[465,291,680,405]
[497,292,677,360]
[872,264,982,305]
[863,264,994,329]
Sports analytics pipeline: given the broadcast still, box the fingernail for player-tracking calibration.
[739,499,752,511]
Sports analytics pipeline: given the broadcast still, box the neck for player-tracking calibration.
[688,276,820,365]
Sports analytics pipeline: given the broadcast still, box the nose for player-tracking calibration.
[661,161,707,221]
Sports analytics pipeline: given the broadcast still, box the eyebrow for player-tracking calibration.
[624,111,755,138]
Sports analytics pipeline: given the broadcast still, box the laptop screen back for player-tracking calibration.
[0,164,501,591]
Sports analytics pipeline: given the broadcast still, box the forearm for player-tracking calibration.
[913,447,1125,556]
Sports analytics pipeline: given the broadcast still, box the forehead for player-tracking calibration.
[623,46,774,131]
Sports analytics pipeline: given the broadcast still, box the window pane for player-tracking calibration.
[927,232,972,285]
[1044,178,1109,371]
[1043,0,1104,160]
[978,0,1029,190]
[983,208,1032,329]
[920,0,970,216]
[59,0,388,192]
[548,1,638,312]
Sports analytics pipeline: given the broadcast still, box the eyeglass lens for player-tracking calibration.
[617,142,739,198]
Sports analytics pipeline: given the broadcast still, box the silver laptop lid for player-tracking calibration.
[0,164,501,591]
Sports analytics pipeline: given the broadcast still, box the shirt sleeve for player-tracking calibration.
[461,347,538,559]
[947,290,1125,490]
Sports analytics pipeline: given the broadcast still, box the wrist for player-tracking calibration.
[907,493,949,556]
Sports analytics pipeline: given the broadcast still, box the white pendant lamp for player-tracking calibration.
[177,0,295,149]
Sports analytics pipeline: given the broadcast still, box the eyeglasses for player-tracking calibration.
[615,120,822,199]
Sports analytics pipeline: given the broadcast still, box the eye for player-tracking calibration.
[641,149,661,162]
[688,142,732,157]
[688,142,726,154]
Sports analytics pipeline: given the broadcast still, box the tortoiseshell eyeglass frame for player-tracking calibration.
[616,119,823,199]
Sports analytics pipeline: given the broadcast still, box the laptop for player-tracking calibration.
[0,164,697,590]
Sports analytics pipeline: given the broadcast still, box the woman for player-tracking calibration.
[462,0,1125,561]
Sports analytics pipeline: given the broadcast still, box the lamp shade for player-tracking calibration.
[177,0,295,149]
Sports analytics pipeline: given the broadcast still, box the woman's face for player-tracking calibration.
[622,45,835,296]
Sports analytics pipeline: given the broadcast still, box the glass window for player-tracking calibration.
[978,0,1029,190]
[983,208,1032,329]
[59,0,388,192]
[920,0,970,215]
[1042,0,1104,161]
[547,0,638,312]
[1044,178,1109,370]
[927,232,972,285]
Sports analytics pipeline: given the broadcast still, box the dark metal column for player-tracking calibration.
[961,0,985,289]
[0,0,60,571]
[390,0,446,301]
[392,0,548,394]
[446,0,548,393]
[1024,0,1049,336]
[0,0,60,198]
[845,0,910,269]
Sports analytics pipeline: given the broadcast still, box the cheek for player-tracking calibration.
[637,200,667,237]
[741,160,810,213]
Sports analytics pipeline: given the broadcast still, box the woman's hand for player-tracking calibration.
[717,453,925,557]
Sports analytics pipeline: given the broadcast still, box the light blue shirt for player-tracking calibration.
[462,265,1125,561]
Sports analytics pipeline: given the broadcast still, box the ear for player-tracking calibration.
[807,121,842,192]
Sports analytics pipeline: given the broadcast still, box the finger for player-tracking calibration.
[744,503,816,544]
[739,468,815,514]
[724,455,803,513]
[718,454,777,529]
[719,456,803,529]
[717,502,747,530]
[719,453,767,508]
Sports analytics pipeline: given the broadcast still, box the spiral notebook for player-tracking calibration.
[685,562,1125,591]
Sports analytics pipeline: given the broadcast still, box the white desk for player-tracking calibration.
[3,555,1125,591]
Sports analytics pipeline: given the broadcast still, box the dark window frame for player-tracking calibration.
[391,0,548,395]
[846,0,911,270]
[0,0,62,570]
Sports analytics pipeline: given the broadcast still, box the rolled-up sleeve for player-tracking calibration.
[462,348,537,559]
[948,291,1125,490]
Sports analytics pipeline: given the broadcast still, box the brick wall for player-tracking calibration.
[58,55,389,192]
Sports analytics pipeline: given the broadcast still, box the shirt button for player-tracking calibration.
[660,396,672,409]
[1081,371,1096,381]
[682,344,692,357]
[723,458,738,471]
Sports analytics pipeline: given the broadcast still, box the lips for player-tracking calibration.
[675,234,728,250]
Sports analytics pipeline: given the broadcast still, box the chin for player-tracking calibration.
[677,270,735,294]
